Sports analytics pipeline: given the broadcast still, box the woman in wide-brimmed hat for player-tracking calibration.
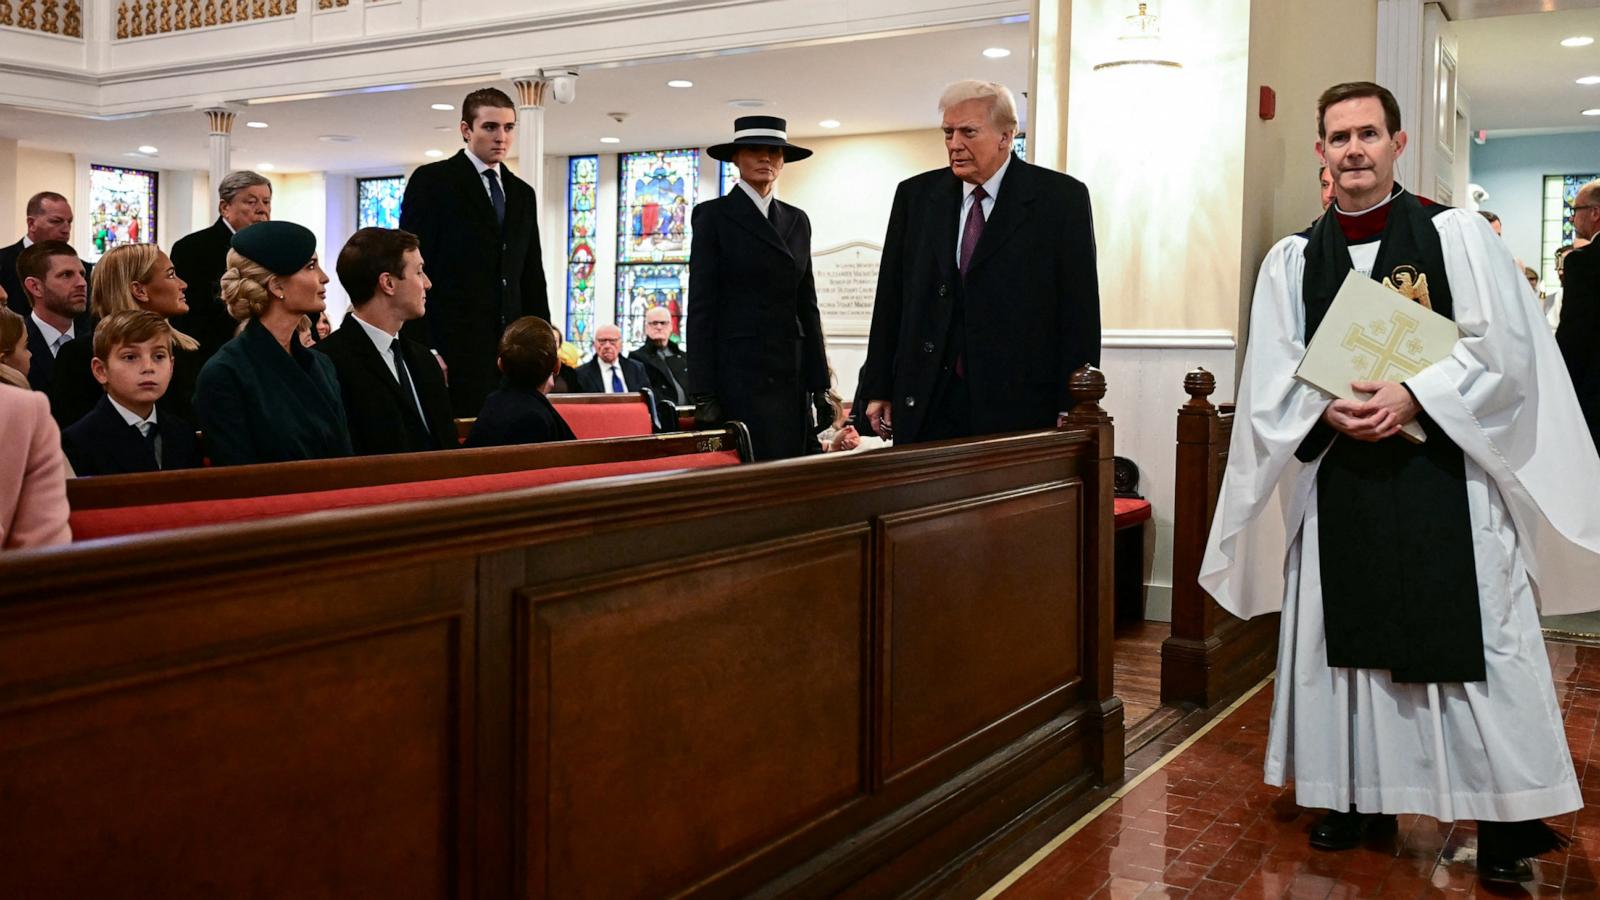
[686,116,831,460]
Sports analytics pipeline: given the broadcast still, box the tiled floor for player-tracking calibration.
[993,640,1600,899]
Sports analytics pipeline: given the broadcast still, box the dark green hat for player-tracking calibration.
[230,221,316,276]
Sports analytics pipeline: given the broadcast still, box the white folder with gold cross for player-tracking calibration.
[1294,269,1462,443]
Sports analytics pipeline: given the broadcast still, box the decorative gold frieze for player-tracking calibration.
[0,0,13,28]
[17,0,36,30]
[39,0,56,32]
[113,0,295,39]
[62,0,77,35]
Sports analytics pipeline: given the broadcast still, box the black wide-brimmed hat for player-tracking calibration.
[707,116,812,163]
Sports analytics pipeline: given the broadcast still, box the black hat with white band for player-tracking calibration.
[707,116,813,163]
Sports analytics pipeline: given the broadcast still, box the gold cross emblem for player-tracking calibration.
[1341,310,1428,381]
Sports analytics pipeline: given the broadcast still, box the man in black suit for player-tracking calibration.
[16,241,91,394]
[400,87,550,418]
[630,305,689,405]
[169,170,273,366]
[574,324,650,393]
[3,191,84,318]
[688,116,830,461]
[1556,178,1600,448]
[861,80,1101,444]
[319,227,457,455]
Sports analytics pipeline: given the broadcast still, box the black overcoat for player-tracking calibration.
[1558,241,1600,449]
[464,385,577,448]
[169,217,240,366]
[686,189,828,460]
[317,317,457,455]
[859,157,1101,443]
[399,150,550,418]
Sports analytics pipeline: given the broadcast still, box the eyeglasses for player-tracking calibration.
[1576,204,1600,212]
[595,337,621,345]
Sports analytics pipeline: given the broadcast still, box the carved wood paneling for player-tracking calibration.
[115,0,292,37]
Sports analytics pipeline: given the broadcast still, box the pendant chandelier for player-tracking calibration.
[1093,2,1182,72]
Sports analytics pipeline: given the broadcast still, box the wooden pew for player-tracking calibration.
[1160,367,1279,707]
[0,370,1122,900]
[455,392,662,445]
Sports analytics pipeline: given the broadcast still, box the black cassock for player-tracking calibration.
[687,188,829,461]
[1296,188,1484,684]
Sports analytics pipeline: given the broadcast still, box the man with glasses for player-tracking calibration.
[631,306,688,405]
[574,324,648,394]
[1557,181,1600,447]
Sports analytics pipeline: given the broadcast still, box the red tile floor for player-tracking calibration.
[991,641,1600,899]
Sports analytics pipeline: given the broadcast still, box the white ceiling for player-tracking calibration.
[0,22,1030,175]
[1457,6,1600,134]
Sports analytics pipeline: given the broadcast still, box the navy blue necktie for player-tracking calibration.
[391,339,430,438]
[610,364,624,393]
[483,168,506,225]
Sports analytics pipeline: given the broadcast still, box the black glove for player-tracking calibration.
[693,394,723,429]
[811,390,834,435]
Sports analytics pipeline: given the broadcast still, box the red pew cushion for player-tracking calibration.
[70,450,742,540]
[1113,498,1152,529]
[550,399,654,439]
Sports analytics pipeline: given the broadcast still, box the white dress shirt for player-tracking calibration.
[30,312,73,357]
[736,180,776,218]
[109,397,161,467]
[21,235,33,249]
[599,359,630,393]
[956,153,1012,258]
[465,148,503,201]
[350,312,429,425]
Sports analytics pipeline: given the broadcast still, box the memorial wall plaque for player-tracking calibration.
[811,240,882,337]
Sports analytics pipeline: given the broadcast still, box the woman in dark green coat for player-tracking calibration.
[194,221,353,466]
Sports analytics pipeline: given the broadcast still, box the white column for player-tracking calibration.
[512,77,548,216]
[1376,0,1425,190]
[1028,0,1072,172]
[204,107,236,201]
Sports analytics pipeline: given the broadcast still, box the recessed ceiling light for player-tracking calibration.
[1581,76,1600,86]
[728,99,770,109]
[666,79,694,88]
[434,124,455,132]
[424,149,444,158]
[600,136,621,144]
[819,119,841,128]
[318,134,357,143]
[1583,108,1600,116]
[431,103,454,111]
[257,163,275,170]
[983,47,1012,59]
[1564,35,1595,47]
[137,145,158,154]
[245,120,269,129]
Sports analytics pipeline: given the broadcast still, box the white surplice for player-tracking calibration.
[1199,207,1600,821]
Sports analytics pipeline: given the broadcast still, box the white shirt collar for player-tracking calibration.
[965,153,1012,203]
[350,310,400,350]
[1334,187,1399,217]
[222,217,237,235]
[736,180,775,215]
[108,396,158,431]
[465,148,501,178]
[21,235,33,249]
[30,312,71,353]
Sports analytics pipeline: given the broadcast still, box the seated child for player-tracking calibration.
[61,310,202,476]
[0,307,31,390]
[464,316,577,448]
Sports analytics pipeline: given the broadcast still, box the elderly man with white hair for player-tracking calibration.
[860,80,1101,443]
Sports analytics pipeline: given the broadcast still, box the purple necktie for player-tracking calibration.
[959,185,988,276]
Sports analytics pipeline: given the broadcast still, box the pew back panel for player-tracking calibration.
[1,396,1119,899]
[549,391,656,437]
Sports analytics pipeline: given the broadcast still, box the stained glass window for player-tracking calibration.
[1541,173,1599,287]
[86,165,157,262]
[720,159,739,196]
[357,176,405,229]
[617,264,688,347]
[566,155,599,348]
[617,149,698,345]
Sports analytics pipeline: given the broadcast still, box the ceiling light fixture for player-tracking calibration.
[424,149,444,158]
[1094,2,1181,72]
[728,99,770,109]
[819,119,841,128]
[983,47,1011,59]
[245,121,269,128]
[1564,36,1595,48]
[666,79,694,89]
[600,136,621,144]
[258,162,276,170]
[1583,108,1600,116]
[1581,76,1600,86]
[431,103,455,110]
[137,145,158,154]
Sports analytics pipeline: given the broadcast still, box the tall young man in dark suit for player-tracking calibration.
[319,227,457,455]
[400,87,550,418]
[861,80,1101,444]
[169,170,273,366]
[688,116,830,461]
[3,192,85,318]
[574,324,650,393]
[16,241,91,394]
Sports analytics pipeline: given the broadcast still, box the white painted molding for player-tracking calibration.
[1101,329,1236,349]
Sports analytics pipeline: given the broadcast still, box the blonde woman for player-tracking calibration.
[48,243,200,427]
[0,307,31,390]
[193,221,351,466]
